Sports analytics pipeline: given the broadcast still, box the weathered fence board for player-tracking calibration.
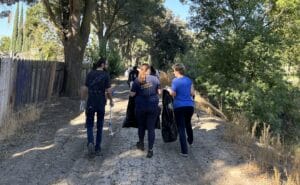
[0,59,68,127]
[0,58,91,127]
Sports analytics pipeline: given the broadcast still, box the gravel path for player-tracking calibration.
[0,77,272,185]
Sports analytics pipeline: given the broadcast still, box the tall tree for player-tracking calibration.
[23,2,63,60]
[16,5,23,52]
[93,0,164,57]
[10,2,19,54]
[42,0,96,96]
[149,11,190,69]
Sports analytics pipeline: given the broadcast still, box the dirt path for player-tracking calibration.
[0,77,271,185]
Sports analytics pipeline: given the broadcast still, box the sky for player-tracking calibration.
[164,0,190,21]
[0,0,190,38]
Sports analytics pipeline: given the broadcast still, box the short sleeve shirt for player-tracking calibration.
[171,76,194,109]
[131,75,160,110]
[85,70,111,109]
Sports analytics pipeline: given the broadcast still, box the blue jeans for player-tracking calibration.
[135,108,159,150]
[174,106,194,154]
[86,105,105,151]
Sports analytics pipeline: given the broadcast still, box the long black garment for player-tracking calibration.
[161,89,178,142]
[122,96,161,129]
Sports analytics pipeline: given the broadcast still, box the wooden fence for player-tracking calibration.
[0,58,65,127]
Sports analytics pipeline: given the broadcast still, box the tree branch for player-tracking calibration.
[107,22,131,38]
[105,0,128,38]
[41,0,63,38]
[80,0,96,43]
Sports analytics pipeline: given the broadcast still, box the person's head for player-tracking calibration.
[93,57,108,70]
[150,66,156,75]
[133,66,138,71]
[172,63,185,77]
[138,63,150,83]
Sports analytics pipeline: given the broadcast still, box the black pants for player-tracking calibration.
[135,108,159,150]
[86,105,105,151]
[174,106,194,154]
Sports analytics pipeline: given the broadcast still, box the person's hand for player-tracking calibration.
[79,100,86,112]
[165,86,172,93]
[109,100,114,107]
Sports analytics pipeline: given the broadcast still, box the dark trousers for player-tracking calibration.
[86,106,105,151]
[174,106,194,154]
[135,108,159,150]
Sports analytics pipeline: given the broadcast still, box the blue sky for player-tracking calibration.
[164,0,190,21]
[0,0,190,38]
[0,2,28,37]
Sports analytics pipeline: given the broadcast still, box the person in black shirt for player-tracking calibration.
[80,57,114,157]
[127,66,139,88]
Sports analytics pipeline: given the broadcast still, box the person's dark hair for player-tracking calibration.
[133,66,138,71]
[92,57,107,70]
[150,66,156,76]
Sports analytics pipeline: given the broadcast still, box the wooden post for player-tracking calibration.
[47,62,56,99]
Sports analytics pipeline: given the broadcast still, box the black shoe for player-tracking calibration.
[136,141,144,151]
[187,138,193,145]
[87,143,95,157]
[146,150,153,158]
[95,150,102,156]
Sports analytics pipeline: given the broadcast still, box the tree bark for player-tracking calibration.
[63,37,84,97]
[42,0,96,97]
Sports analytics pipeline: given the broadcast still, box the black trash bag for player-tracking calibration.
[122,96,137,128]
[155,106,161,129]
[122,96,161,129]
[161,89,178,142]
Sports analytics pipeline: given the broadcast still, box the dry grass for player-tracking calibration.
[224,114,300,185]
[0,105,42,141]
[223,113,253,147]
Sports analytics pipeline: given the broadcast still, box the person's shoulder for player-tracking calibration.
[172,77,179,83]
[148,75,159,81]
[87,70,96,77]
[185,76,192,83]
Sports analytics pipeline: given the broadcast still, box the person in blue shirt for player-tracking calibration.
[167,63,195,157]
[130,63,161,158]
[80,57,114,157]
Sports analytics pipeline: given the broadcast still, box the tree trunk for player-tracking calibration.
[42,0,96,97]
[63,37,85,97]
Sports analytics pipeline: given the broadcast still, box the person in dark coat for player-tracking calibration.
[150,65,160,79]
[127,66,139,88]
[130,63,161,158]
[80,57,114,157]
[166,63,195,157]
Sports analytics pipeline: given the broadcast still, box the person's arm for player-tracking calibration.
[80,86,88,100]
[105,74,114,107]
[79,74,90,111]
[79,85,88,111]
[106,87,114,107]
[167,80,176,97]
[157,78,162,95]
[130,80,137,97]
[191,84,195,97]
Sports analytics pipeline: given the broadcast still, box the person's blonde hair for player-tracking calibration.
[138,63,150,83]
[172,63,185,75]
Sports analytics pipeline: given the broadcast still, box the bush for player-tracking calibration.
[107,49,124,79]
